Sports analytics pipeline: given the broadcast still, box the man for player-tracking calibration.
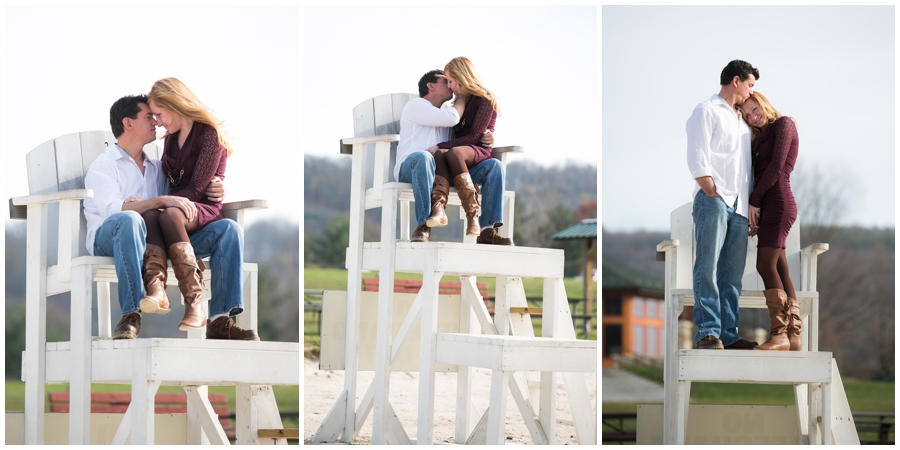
[395,69,512,245]
[84,94,258,340]
[685,60,759,350]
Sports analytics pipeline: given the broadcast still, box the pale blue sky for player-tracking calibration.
[303,5,598,169]
[4,6,301,225]
[602,5,895,231]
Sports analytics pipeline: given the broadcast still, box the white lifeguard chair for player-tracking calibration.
[656,202,859,445]
[311,94,598,445]
[9,131,300,444]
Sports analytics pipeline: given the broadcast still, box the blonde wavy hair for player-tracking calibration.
[741,91,785,141]
[444,57,501,115]
[148,77,233,156]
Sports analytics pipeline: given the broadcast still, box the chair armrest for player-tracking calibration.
[492,145,524,155]
[222,199,269,211]
[340,134,401,155]
[222,199,268,227]
[656,239,679,261]
[9,189,94,220]
[803,243,829,257]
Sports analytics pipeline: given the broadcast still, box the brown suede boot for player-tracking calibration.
[411,223,430,242]
[787,297,802,351]
[453,173,481,236]
[425,175,450,228]
[169,242,207,331]
[139,244,171,314]
[755,288,790,351]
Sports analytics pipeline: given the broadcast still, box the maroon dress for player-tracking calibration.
[750,116,798,249]
[161,122,227,231]
[437,95,497,164]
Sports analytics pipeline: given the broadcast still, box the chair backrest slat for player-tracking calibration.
[23,131,161,259]
[351,93,419,182]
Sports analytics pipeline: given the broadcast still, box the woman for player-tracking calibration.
[425,57,500,236]
[740,91,801,351]
[140,77,230,332]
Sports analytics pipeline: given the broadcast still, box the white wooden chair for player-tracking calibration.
[656,202,858,445]
[9,131,300,444]
[312,94,597,445]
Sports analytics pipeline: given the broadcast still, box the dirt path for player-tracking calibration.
[304,357,596,444]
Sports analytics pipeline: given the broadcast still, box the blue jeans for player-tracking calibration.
[691,190,748,345]
[398,152,435,226]
[188,219,244,317]
[398,152,506,228]
[93,211,146,315]
[468,158,505,228]
[94,212,244,317]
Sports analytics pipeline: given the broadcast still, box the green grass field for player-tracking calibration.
[303,267,598,343]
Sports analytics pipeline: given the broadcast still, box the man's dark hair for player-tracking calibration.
[109,94,149,138]
[418,69,443,97]
[720,60,759,86]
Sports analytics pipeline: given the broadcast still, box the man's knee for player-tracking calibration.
[112,210,145,231]
[409,151,435,170]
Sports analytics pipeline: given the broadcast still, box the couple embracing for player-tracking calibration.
[84,78,258,341]
[687,60,802,351]
[396,56,513,246]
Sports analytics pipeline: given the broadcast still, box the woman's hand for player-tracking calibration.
[124,195,143,203]
[426,145,439,154]
[748,205,761,237]
[205,176,226,203]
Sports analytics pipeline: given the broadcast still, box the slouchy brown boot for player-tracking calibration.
[169,242,207,331]
[453,173,481,236]
[425,175,450,228]
[139,244,171,314]
[755,288,790,351]
[787,297,802,351]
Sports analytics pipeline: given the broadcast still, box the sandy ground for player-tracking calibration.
[304,357,597,445]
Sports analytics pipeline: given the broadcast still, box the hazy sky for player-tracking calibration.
[4,6,300,225]
[304,5,598,169]
[602,6,895,231]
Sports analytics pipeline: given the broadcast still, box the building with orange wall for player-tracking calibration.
[601,258,665,368]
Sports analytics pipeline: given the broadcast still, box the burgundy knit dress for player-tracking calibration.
[161,122,227,231]
[437,95,497,164]
[750,116,798,249]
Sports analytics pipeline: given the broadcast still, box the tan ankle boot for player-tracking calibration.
[755,288,790,351]
[453,173,480,236]
[168,242,207,331]
[787,297,802,351]
[425,175,450,228]
[139,244,171,314]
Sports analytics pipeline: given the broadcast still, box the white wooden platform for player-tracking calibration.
[360,242,565,278]
[27,339,299,385]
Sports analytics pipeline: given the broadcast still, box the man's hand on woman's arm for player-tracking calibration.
[205,176,225,203]
[480,130,494,147]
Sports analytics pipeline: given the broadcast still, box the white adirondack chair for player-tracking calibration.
[312,94,597,445]
[9,131,300,444]
[656,202,859,445]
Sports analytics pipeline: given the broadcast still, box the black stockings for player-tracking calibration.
[433,146,476,180]
[141,207,192,254]
[756,247,796,299]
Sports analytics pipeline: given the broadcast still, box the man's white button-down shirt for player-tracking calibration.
[686,94,752,219]
[83,143,166,254]
[394,97,459,182]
